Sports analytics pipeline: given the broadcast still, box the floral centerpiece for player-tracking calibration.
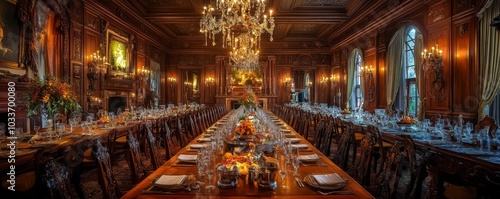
[235,120,256,136]
[397,116,418,124]
[24,76,81,119]
[239,87,259,110]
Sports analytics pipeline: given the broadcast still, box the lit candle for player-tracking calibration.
[439,50,442,56]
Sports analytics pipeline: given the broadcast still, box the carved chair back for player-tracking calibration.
[146,126,163,170]
[126,131,147,183]
[93,139,120,199]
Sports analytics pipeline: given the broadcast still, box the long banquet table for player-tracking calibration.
[122,112,374,199]
[345,118,500,198]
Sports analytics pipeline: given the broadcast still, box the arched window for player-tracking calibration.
[350,50,363,109]
[404,27,419,116]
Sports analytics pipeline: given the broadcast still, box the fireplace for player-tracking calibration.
[108,96,127,113]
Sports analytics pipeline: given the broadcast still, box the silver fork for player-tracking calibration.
[294,177,304,187]
[317,190,354,195]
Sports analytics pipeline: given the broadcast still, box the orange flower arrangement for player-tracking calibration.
[235,120,255,135]
[25,75,81,119]
[398,116,418,124]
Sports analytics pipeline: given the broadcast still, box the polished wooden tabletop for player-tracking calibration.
[122,115,374,199]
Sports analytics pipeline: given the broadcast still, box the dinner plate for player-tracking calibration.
[303,174,346,190]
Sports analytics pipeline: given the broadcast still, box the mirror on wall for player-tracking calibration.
[181,69,201,104]
[292,70,314,103]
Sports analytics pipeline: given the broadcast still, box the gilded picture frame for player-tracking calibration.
[107,30,129,75]
[0,0,22,68]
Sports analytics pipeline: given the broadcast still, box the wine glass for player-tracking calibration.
[197,153,206,178]
[291,154,300,176]
[465,122,473,140]
[205,163,216,191]
[279,154,288,189]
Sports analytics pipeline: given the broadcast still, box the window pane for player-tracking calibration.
[407,51,414,66]
[408,66,416,78]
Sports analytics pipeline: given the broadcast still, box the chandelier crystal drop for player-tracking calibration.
[200,0,275,49]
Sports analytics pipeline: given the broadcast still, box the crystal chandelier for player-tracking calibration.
[229,33,260,70]
[200,0,275,49]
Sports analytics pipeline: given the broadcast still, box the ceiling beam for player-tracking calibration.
[145,12,348,24]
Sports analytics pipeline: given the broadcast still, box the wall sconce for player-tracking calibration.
[320,76,329,91]
[168,77,176,91]
[86,51,108,74]
[360,65,373,76]
[138,68,150,81]
[422,43,445,101]
[87,96,102,111]
[205,77,215,88]
[184,81,193,92]
[283,77,291,88]
[330,74,340,87]
[307,81,313,87]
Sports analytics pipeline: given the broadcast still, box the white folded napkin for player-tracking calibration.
[198,137,211,142]
[190,144,204,149]
[311,173,345,186]
[298,154,319,162]
[291,144,308,149]
[177,154,197,162]
[154,175,186,186]
[281,129,291,133]
[286,138,301,143]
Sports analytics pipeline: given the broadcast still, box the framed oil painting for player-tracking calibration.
[230,65,262,87]
[0,0,21,68]
[107,30,129,75]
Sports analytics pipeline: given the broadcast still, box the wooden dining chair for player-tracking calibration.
[93,139,121,199]
[331,122,353,170]
[146,126,164,170]
[126,131,147,183]
[41,157,77,199]
[349,127,376,186]
[161,121,181,160]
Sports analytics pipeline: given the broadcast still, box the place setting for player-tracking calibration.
[172,154,197,167]
[141,174,200,195]
[303,173,352,195]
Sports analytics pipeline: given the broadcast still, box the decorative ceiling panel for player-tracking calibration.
[144,0,187,6]
[289,24,320,34]
[171,23,198,35]
[301,0,347,7]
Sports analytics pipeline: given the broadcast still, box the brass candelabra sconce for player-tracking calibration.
[205,77,215,89]
[86,51,108,111]
[320,76,329,91]
[168,77,176,92]
[422,43,445,101]
[360,65,375,102]
[283,77,292,88]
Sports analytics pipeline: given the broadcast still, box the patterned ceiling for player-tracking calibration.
[126,0,357,50]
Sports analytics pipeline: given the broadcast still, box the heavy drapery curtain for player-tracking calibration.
[478,0,500,120]
[414,32,425,120]
[346,49,358,109]
[386,28,405,111]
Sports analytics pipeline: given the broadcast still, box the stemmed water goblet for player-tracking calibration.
[205,161,216,191]
[291,154,300,177]
[465,122,473,141]
[279,153,289,189]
